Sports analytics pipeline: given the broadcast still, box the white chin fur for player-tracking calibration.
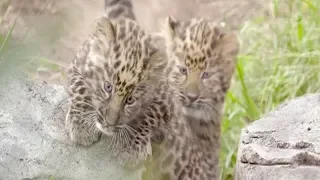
[95,122,115,136]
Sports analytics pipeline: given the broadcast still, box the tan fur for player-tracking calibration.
[100,1,240,178]
[67,0,240,178]
[65,11,167,165]
[147,16,240,180]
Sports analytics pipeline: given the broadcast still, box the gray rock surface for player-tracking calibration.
[0,74,143,180]
[236,94,320,180]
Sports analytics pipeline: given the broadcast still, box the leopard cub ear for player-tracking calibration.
[162,15,180,50]
[219,32,240,59]
[164,15,179,39]
[93,16,116,42]
[146,50,167,81]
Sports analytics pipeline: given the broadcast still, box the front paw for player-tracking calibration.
[118,141,152,168]
[116,149,146,170]
[69,128,101,147]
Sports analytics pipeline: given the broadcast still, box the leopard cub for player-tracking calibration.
[145,16,240,180]
[65,15,166,164]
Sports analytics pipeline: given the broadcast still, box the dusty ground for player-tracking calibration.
[0,0,270,84]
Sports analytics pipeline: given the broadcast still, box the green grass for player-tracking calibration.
[0,0,66,80]
[220,0,320,179]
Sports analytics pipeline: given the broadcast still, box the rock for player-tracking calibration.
[0,73,143,180]
[235,94,320,180]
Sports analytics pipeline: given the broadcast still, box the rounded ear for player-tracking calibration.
[219,32,240,59]
[94,16,116,43]
[164,15,179,39]
[147,50,167,80]
[162,15,180,50]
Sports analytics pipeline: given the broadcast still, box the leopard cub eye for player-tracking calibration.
[201,72,210,79]
[125,95,135,105]
[104,81,113,93]
[178,66,188,75]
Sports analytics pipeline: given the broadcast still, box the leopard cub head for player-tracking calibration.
[163,16,240,122]
[85,17,166,138]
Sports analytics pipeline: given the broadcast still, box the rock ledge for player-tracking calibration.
[0,74,142,180]
[236,94,320,180]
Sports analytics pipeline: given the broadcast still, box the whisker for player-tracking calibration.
[115,130,121,150]
[80,111,97,117]
[119,129,124,149]
[106,137,112,150]
[124,124,138,136]
[89,116,98,132]
[123,129,130,148]
[108,135,115,151]
[78,115,97,132]
[112,132,117,151]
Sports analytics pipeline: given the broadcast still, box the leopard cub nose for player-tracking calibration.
[187,93,199,103]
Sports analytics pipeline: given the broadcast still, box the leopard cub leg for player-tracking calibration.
[65,100,101,146]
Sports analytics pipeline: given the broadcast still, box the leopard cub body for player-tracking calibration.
[146,17,240,180]
[65,5,167,162]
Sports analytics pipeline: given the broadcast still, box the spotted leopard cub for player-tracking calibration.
[152,17,240,180]
[65,15,165,162]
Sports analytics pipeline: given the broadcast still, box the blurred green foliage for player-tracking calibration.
[220,0,320,179]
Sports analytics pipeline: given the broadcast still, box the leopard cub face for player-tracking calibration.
[91,17,165,135]
[163,16,240,122]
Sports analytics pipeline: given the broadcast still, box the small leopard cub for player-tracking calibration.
[146,16,240,180]
[65,15,166,162]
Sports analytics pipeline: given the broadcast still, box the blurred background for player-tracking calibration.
[1,0,320,179]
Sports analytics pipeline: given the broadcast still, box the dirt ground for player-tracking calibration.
[0,0,270,84]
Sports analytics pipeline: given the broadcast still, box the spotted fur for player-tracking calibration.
[66,0,240,178]
[100,0,240,178]
[65,0,166,164]
[149,16,240,180]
